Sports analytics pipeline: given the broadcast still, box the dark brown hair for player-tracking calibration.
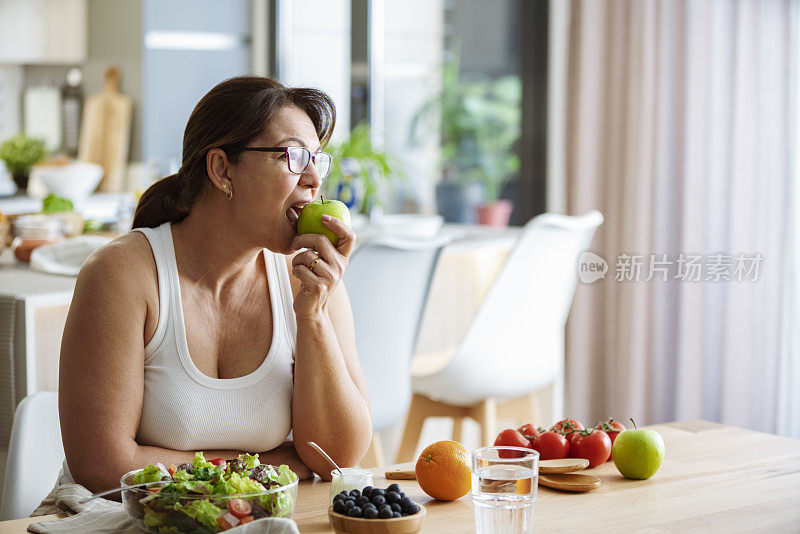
[133,76,336,228]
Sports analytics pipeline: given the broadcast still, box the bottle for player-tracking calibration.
[61,68,83,157]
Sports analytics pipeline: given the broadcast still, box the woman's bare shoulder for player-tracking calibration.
[78,231,157,294]
[71,231,160,341]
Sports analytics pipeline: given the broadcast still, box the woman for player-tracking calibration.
[56,76,372,494]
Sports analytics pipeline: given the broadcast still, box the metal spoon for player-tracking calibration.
[78,480,173,504]
[307,441,343,476]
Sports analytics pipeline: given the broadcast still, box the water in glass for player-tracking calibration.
[472,447,538,534]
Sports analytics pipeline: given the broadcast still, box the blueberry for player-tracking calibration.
[404,503,419,515]
[399,491,406,499]
[386,491,401,503]
[393,511,403,518]
[399,496,413,508]
[387,483,401,493]
[349,489,361,498]
[378,505,393,519]
[372,488,385,496]
[333,500,347,514]
[371,495,386,506]
[390,503,402,513]
[344,498,356,509]
[339,491,349,497]
[347,506,363,517]
[362,486,373,498]
[356,496,370,506]
[363,506,379,519]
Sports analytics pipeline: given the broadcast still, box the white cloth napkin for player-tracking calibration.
[28,466,300,534]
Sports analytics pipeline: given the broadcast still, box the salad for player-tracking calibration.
[123,452,298,533]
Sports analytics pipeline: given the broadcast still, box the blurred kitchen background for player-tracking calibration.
[0,0,798,480]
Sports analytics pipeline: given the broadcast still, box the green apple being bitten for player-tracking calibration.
[612,420,665,479]
[296,198,351,247]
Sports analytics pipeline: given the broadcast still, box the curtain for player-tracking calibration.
[559,0,798,436]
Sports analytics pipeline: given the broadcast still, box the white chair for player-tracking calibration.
[397,211,603,461]
[0,392,64,520]
[344,233,450,467]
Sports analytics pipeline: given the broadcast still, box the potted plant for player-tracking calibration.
[324,122,400,216]
[467,75,521,227]
[411,55,521,225]
[0,133,47,193]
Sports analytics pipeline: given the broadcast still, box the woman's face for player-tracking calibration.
[228,105,324,254]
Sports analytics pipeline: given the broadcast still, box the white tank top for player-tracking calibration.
[131,222,296,453]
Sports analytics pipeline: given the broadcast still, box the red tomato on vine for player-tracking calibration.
[594,419,626,461]
[572,429,612,467]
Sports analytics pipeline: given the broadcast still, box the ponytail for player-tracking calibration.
[132,173,192,228]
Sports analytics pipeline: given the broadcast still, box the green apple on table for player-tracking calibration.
[296,197,351,247]
[612,420,665,480]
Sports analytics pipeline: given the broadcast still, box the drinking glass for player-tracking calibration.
[329,468,374,502]
[472,446,539,534]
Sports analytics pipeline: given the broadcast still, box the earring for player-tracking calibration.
[222,184,233,200]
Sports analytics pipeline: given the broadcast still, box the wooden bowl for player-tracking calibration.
[328,504,426,534]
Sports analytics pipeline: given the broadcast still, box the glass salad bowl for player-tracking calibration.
[121,453,299,533]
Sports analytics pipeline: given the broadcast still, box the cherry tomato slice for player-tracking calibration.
[229,497,252,519]
[209,457,227,468]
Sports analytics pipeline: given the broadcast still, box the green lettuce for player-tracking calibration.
[192,452,216,470]
[270,464,298,487]
[158,528,181,534]
[41,193,73,213]
[171,469,193,482]
[259,489,293,518]
[230,472,267,494]
[210,471,266,495]
[192,467,218,481]
[134,464,164,484]
[143,510,168,528]
[172,499,224,530]
[256,465,298,518]
[237,453,260,469]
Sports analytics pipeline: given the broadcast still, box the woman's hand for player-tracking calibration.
[290,215,356,318]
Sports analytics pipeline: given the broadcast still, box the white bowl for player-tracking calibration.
[31,161,104,201]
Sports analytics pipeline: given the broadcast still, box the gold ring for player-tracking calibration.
[310,258,320,271]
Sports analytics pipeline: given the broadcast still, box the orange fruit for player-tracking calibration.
[414,440,471,501]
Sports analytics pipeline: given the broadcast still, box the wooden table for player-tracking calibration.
[2,420,798,532]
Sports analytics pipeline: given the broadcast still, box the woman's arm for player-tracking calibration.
[287,217,372,480]
[59,236,313,494]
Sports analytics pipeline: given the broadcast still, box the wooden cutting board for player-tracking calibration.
[78,65,132,192]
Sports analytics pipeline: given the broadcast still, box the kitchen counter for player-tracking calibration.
[0,192,135,224]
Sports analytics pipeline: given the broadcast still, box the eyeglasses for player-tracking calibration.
[225,146,333,179]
